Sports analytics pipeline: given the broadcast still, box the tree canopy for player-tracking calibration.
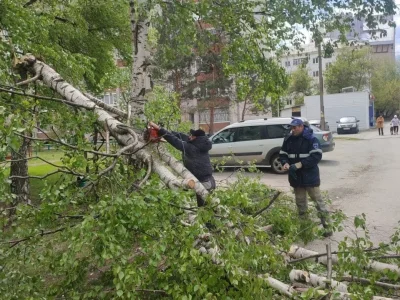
[371,59,400,116]
[324,47,373,94]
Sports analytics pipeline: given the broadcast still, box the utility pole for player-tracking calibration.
[317,41,326,130]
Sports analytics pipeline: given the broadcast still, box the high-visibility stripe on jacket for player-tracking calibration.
[279,126,322,187]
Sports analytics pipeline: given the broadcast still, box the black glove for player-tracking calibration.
[289,164,298,180]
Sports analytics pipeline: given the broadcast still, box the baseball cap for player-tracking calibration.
[190,129,206,137]
[290,119,304,126]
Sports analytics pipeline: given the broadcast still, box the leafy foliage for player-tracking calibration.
[324,47,373,94]
[371,59,400,116]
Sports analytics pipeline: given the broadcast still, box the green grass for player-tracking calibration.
[29,164,62,201]
[2,151,65,201]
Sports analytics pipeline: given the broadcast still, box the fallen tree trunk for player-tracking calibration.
[288,245,400,275]
[293,287,395,300]
[17,55,209,200]
[289,269,348,292]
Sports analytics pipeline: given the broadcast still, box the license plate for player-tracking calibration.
[343,128,350,130]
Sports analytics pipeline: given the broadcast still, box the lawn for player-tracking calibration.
[2,150,64,201]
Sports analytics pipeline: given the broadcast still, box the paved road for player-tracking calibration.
[213,129,400,251]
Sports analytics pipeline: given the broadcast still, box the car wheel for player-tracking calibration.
[270,154,286,174]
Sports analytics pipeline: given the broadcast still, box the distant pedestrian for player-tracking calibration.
[391,115,399,135]
[390,122,394,135]
[376,115,384,136]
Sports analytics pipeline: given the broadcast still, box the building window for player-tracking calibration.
[103,92,118,106]
[375,45,384,53]
[285,61,291,67]
[382,45,389,53]
[313,71,319,77]
[214,108,229,122]
[293,58,307,66]
[312,57,319,64]
[287,99,293,106]
[326,62,332,69]
[199,107,229,123]
[188,113,195,123]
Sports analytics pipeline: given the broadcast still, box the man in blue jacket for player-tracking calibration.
[149,121,215,207]
[279,119,332,237]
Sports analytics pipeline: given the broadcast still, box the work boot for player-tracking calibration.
[320,217,333,238]
[299,212,309,220]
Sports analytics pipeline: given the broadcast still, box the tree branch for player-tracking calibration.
[23,0,39,7]
[16,73,41,86]
[84,92,128,119]
[9,169,82,180]
[340,276,400,290]
[252,192,281,217]
[5,226,70,248]
[0,87,86,108]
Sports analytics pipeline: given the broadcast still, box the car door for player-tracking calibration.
[265,124,291,153]
[209,128,238,165]
[229,125,267,164]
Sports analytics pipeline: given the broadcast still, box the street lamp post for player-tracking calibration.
[317,41,326,130]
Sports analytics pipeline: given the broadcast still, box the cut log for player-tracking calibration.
[258,274,296,297]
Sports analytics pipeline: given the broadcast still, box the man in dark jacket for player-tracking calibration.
[279,119,332,237]
[148,122,215,207]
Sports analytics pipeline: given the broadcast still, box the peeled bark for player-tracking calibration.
[18,55,208,199]
[288,245,400,275]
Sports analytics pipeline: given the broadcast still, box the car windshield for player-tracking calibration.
[340,117,356,123]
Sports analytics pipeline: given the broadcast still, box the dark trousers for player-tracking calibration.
[378,128,383,135]
[394,126,399,134]
[196,176,216,207]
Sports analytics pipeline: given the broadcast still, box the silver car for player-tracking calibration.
[209,118,335,174]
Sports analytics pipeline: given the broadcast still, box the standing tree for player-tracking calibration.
[324,47,373,94]
[371,59,400,116]
[285,64,315,105]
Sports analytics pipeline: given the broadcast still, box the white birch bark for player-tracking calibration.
[129,0,151,117]
[19,55,205,196]
[288,245,400,275]
[289,269,348,292]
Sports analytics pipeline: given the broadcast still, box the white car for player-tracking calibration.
[209,117,335,173]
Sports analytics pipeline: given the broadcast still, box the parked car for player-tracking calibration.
[336,116,360,134]
[209,118,335,174]
[308,119,330,131]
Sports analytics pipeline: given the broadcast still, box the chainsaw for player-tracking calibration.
[144,122,164,143]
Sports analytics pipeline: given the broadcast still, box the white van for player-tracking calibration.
[209,117,335,173]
